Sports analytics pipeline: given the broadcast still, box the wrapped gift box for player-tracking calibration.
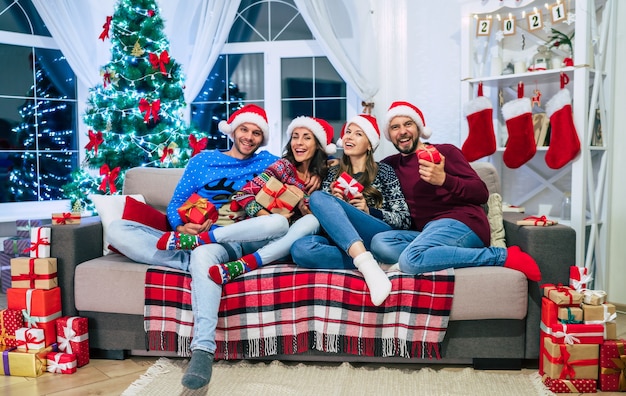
[583,303,616,324]
[56,316,89,367]
[0,309,23,348]
[542,376,597,393]
[1,253,11,293]
[581,289,607,306]
[177,193,218,224]
[543,337,599,380]
[27,227,51,259]
[599,339,626,391]
[543,284,583,306]
[51,212,81,225]
[331,172,364,200]
[569,266,592,291]
[416,144,442,163]
[548,322,606,345]
[10,257,58,290]
[15,327,45,352]
[2,237,30,257]
[255,176,304,214]
[46,352,77,374]
[15,219,43,238]
[0,344,54,377]
[7,287,62,346]
[516,216,558,226]
[559,306,583,324]
[605,322,617,341]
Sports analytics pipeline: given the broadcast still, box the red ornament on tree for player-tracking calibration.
[138,98,160,123]
[99,164,120,194]
[99,16,112,41]
[189,134,208,157]
[149,50,170,75]
[85,130,104,156]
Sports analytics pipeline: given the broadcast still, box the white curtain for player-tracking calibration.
[31,0,240,102]
[294,0,379,105]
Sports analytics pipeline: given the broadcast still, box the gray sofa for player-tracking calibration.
[50,162,575,368]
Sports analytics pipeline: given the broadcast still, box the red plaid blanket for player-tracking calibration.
[145,264,454,360]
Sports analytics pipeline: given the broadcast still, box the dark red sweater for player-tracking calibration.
[382,143,491,246]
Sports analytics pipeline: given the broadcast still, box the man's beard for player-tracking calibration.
[394,137,419,154]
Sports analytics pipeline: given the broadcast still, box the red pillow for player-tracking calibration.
[122,196,171,231]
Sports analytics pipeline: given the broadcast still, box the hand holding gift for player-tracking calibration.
[255,176,304,214]
[177,193,218,225]
[331,172,363,200]
[417,144,442,164]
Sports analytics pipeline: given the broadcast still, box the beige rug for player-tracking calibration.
[122,358,555,396]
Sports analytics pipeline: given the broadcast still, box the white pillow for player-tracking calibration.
[90,194,145,255]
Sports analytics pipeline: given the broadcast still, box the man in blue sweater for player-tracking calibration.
[370,101,541,282]
[108,104,278,389]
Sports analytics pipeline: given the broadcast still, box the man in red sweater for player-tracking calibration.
[370,101,541,281]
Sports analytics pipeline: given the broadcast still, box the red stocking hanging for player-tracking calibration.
[544,73,581,169]
[501,82,536,168]
[462,82,496,162]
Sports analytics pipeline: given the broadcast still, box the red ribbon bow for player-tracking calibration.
[160,146,174,163]
[85,130,104,156]
[261,184,295,212]
[16,330,42,351]
[189,134,208,157]
[149,50,170,75]
[102,71,111,87]
[25,228,50,257]
[55,212,76,225]
[99,16,112,41]
[11,258,56,288]
[99,164,121,193]
[139,98,160,123]
[523,215,550,226]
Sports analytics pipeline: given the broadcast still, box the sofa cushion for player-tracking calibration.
[122,196,171,231]
[90,194,145,255]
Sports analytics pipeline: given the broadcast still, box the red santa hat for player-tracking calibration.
[218,104,270,146]
[384,101,432,140]
[286,116,336,155]
[337,114,381,151]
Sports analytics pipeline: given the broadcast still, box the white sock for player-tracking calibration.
[353,252,392,306]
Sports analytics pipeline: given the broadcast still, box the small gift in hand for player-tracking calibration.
[177,193,218,224]
[417,144,441,164]
[255,176,304,214]
[332,172,364,200]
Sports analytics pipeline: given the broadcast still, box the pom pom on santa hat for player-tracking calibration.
[218,104,270,146]
[286,116,336,155]
[337,114,381,151]
[384,101,432,140]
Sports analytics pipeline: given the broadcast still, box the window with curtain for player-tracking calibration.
[0,0,78,204]
[190,0,347,152]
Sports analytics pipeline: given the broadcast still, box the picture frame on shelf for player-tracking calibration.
[533,112,550,146]
[503,17,516,36]
[527,10,543,31]
[591,108,603,146]
[476,18,491,36]
[550,2,567,24]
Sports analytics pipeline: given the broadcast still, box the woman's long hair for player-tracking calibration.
[283,138,329,181]
[337,149,382,208]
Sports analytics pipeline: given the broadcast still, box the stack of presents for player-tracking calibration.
[541,266,625,393]
[1,215,89,377]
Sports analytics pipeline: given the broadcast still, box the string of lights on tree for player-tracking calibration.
[63,0,208,210]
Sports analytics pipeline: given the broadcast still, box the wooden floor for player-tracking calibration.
[1,292,625,395]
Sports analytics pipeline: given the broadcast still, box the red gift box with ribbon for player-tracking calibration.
[15,327,45,352]
[599,339,626,391]
[569,266,592,291]
[331,172,364,200]
[10,257,58,290]
[56,316,89,367]
[543,337,599,380]
[7,287,62,346]
[542,376,597,393]
[0,308,23,348]
[177,193,218,224]
[255,176,304,214]
[51,212,81,225]
[516,215,558,226]
[416,144,441,163]
[46,351,77,374]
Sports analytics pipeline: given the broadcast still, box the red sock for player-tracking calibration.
[545,89,580,169]
[462,86,496,162]
[502,98,536,169]
[504,246,541,281]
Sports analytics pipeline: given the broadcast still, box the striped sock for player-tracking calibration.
[208,253,261,285]
[156,231,212,250]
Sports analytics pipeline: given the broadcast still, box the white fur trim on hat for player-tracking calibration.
[340,115,381,151]
[501,97,532,121]
[463,96,492,116]
[545,88,572,118]
[286,116,336,155]
[384,102,432,140]
[218,107,270,146]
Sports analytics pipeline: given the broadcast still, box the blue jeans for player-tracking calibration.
[291,191,392,269]
[107,218,284,354]
[370,218,507,274]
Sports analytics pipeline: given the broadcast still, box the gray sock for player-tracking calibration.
[181,350,214,389]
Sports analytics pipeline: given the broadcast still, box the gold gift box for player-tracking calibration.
[0,345,53,377]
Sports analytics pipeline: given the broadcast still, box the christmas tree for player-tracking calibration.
[8,53,75,202]
[63,0,206,210]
